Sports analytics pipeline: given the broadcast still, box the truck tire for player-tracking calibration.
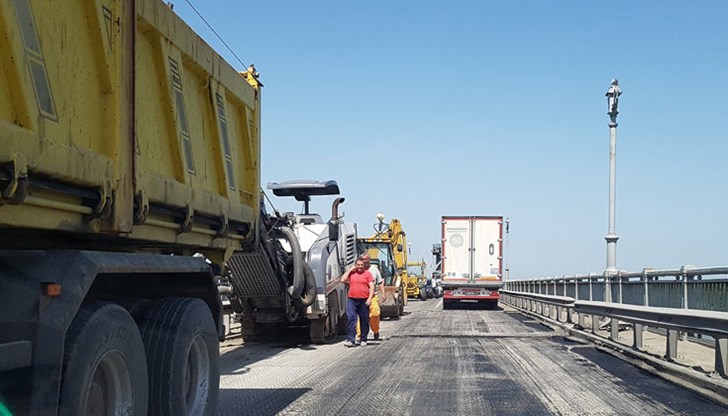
[140,297,219,416]
[59,302,148,416]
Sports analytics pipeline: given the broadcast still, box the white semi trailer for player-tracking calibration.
[440,216,504,309]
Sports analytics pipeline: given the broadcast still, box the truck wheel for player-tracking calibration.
[59,302,148,416]
[140,297,219,416]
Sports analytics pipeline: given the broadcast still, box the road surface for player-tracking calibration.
[218,299,726,415]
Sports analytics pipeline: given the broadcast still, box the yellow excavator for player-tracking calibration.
[356,214,408,318]
[406,260,428,301]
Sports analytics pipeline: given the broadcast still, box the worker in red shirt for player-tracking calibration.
[340,258,374,347]
[356,253,386,342]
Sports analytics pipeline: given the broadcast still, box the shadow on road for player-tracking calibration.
[443,302,503,311]
[217,387,311,416]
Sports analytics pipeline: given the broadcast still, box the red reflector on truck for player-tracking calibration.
[42,283,62,297]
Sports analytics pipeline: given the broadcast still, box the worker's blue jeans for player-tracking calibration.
[346,298,369,343]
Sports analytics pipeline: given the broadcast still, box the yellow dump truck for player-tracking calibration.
[0,2,268,414]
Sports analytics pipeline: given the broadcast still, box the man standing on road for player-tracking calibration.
[341,259,374,347]
[357,253,386,341]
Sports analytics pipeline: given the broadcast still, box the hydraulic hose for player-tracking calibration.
[279,226,304,299]
[295,263,317,308]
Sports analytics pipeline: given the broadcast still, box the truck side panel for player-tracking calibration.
[0,0,259,253]
[0,0,127,232]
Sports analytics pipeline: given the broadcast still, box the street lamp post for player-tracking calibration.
[604,79,622,288]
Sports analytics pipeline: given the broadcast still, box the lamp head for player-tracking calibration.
[605,79,622,115]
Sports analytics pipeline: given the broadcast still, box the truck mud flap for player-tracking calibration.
[227,252,282,297]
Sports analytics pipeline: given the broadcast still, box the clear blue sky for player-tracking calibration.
[173,1,728,278]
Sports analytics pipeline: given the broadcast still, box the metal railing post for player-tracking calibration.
[610,318,619,341]
[589,275,599,333]
[642,269,649,307]
[565,281,569,321]
[589,274,593,301]
[666,329,679,361]
[574,276,582,326]
[618,274,623,304]
[681,265,689,309]
[633,323,643,350]
[717,338,728,377]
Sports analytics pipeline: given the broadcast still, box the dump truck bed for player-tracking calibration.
[0,0,260,253]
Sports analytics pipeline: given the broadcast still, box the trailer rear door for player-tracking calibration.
[442,217,472,280]
[472,217,502,281]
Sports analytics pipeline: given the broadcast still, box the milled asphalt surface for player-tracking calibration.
[217,299,728,415]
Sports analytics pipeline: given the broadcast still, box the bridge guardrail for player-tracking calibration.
[500,290,575,323]
[500,289,728,377]
[504,265,728,312]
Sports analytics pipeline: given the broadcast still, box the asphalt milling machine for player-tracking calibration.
[224,180,357,343]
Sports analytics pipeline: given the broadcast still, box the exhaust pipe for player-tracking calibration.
[329,197,345,242]
[331,197,345,220]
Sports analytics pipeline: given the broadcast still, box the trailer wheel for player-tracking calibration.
[59,302,148,416]
[140,297,219,416]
